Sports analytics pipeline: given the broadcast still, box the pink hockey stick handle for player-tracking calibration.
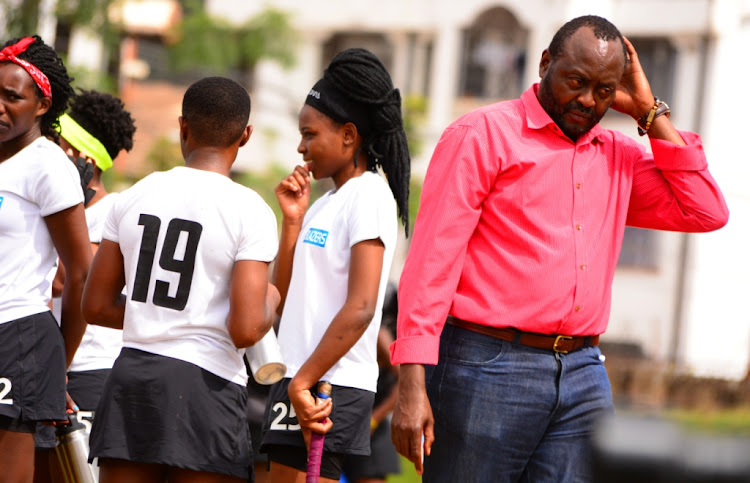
[305,381,332,483]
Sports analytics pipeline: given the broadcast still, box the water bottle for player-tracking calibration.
[55,413,96,483]
[245,329,287,385]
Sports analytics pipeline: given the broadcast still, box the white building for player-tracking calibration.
[221,0,750,380]
[7,0,748,379]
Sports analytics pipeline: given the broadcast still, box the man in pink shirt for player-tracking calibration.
[390,15,728,482]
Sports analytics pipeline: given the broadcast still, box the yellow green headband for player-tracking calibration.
[58,113,113,172]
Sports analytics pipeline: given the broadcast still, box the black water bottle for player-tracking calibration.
[55,413,96,483]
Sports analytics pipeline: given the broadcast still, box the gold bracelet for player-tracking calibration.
[642,104,658,131]
[637,98,670,136]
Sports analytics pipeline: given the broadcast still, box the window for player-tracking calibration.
[618,227,659,270]
[628,38,677,104]
[322,33,393,73]
[458,7,527,101]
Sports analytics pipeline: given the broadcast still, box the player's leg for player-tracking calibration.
[269,458,306,483]
[0,425,36,481]
[98,457,165,483]
[1,313,68,482]
[168,466,249,483]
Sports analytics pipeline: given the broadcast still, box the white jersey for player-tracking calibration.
[0,137,83,324]
[102,166,278,386]
[66,193,124,372]
[277,171,397,392]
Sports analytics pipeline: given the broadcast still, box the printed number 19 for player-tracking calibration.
[131,214,203,311]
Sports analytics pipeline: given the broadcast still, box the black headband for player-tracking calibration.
[305,77,372,136]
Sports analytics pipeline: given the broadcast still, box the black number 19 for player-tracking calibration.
[131,214,203,311]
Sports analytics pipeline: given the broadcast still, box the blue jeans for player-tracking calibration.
[423,323,613,483]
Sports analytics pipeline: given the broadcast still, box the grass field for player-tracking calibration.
[386,456,421,483]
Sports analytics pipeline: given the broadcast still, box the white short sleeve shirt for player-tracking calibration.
[102,166,278,385]
[277,171,398,392]
[0,137,84,323]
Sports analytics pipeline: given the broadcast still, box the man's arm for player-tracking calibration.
[390,123,497,474]
[614,36,729,231]
[389,124,496,365]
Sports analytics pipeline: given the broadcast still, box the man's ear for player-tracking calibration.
[539,50,552,78]
[238,125,253,148]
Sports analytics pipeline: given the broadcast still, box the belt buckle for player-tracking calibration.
[553,335,573,354]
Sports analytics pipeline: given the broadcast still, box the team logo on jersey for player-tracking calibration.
[303,228,328,247]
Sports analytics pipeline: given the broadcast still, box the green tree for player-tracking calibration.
[166,2,297,88]
[1,0,42,37]
[1,0,121,92]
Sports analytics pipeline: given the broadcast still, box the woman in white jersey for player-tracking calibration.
[34,89,136,481]
[0,35,92,480]
[82,76,280,482]
[260,48,411,482]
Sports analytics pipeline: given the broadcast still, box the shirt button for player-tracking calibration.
[576,183,582,189]
[575,305,582,311]
[576,224,583,230]
[580,264,586,270]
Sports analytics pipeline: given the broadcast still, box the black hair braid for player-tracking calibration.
[2,35,75,140]
[324,48,411,237]
[69,89,136,160]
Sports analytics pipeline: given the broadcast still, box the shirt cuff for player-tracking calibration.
[650,130,708,172]
[389,335,441,365]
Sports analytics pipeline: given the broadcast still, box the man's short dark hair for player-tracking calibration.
[182,77,251,148]
[548,15,627,61]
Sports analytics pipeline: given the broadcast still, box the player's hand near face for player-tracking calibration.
[275,164,311,224]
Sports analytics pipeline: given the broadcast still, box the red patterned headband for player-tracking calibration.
[0,37,52,98]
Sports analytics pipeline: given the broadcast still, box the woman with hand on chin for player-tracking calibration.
[260,48,410,483]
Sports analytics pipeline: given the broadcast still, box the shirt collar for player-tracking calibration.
[521,83,606,145]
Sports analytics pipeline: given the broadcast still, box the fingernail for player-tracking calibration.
[73,405,79,411]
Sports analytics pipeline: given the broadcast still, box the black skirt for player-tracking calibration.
[89,348,252,479]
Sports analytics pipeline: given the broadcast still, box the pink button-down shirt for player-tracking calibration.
[390,85,729,365]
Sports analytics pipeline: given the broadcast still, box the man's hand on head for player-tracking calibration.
[613,36,656,120]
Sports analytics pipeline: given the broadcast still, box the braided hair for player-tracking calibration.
[2,35,75,140]
[323,48,411,236]
[68,89,136,161]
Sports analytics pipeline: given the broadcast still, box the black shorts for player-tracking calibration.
[35,369,108,449]
[247,376,271,464]
[342,420,401,480]
[67,368,110,410]
[0,312,67,428]
[264,444,347,480]
[89,348,253,480]
[260,377,374,455]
